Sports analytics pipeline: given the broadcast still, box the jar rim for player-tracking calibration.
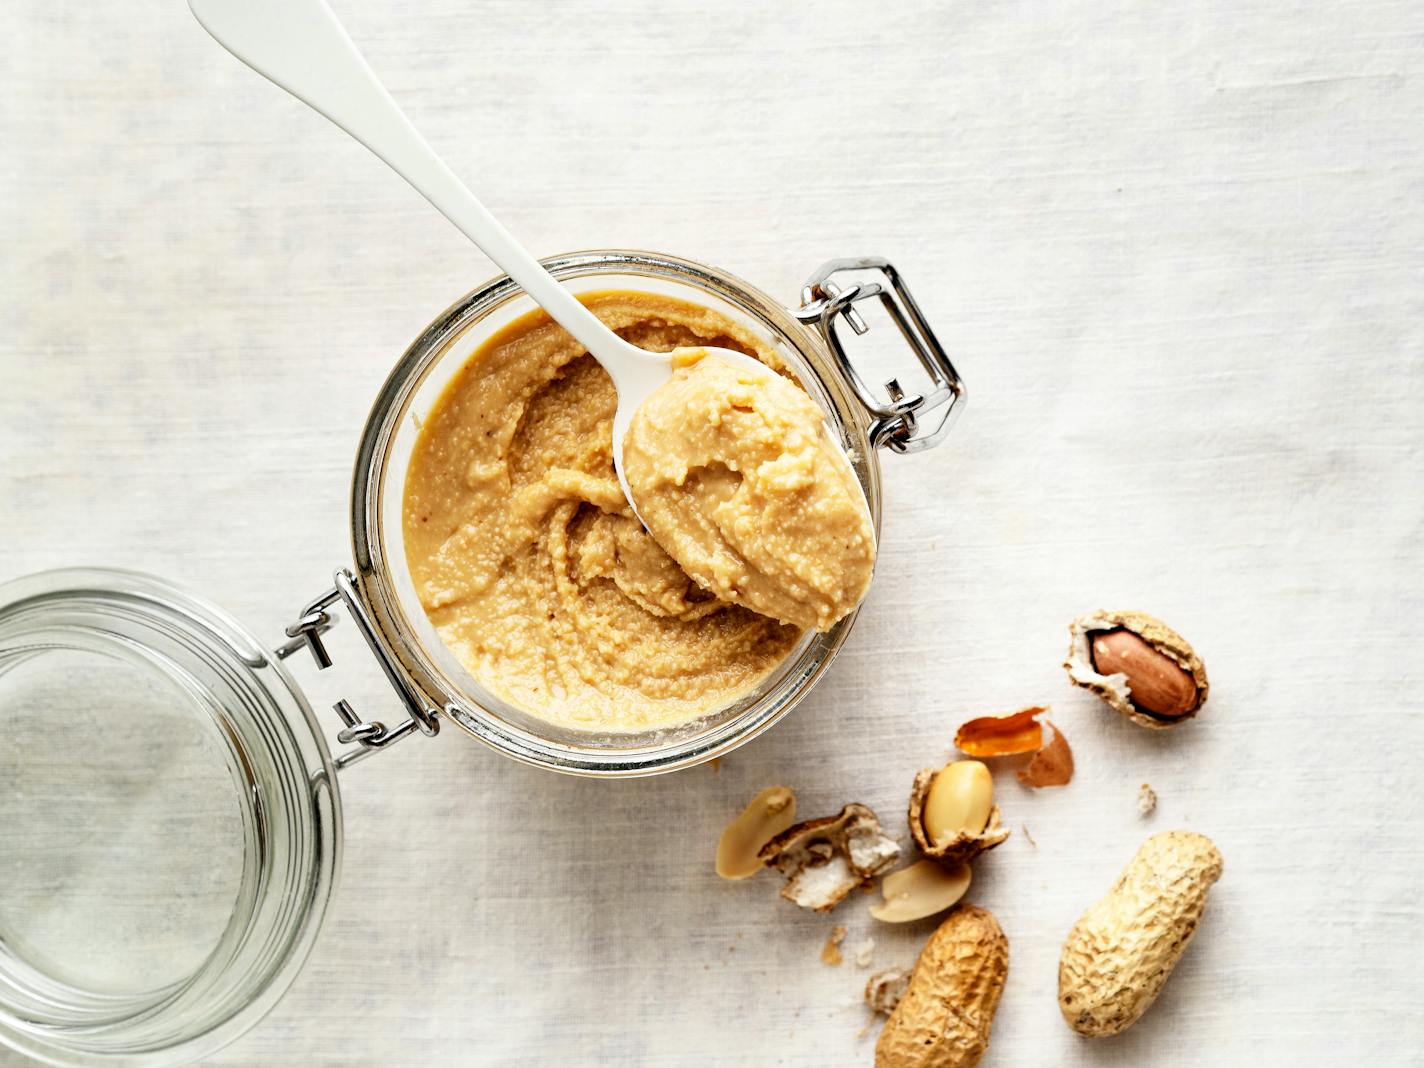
[348,250,883,777]
[0,568,341,1066]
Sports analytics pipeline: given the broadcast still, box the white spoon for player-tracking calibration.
[188,0,773,516]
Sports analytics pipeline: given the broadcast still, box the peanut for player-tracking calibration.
[1089,629,1197,718]
[923,761,993,845]
[715,786,795,879]
[1064,610,1208,729]
[1059,831,1223,1037]
[907,767,1009,865]
[870,859,972,924]
[876,905,1008,1068]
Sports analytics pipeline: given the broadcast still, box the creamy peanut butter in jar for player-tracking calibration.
[402,290,874,731]
[325,251,963,774]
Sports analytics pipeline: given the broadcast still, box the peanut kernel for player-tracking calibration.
[923,760,993,846]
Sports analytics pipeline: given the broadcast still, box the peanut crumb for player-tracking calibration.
[820,924,847,966]
[852,938,875,968]
[1138,783,1157,815]
[1022,823,1038,849]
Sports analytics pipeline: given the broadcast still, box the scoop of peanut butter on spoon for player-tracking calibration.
[623,350,875,631]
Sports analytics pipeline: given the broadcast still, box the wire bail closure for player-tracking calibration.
[795,257,966,454]
[279,568,440,769]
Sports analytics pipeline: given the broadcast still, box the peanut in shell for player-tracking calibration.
[876,904,1008,1068]
[1063,609,1208,729]
[1058,830,1223,1037]
[908,768,1009,866]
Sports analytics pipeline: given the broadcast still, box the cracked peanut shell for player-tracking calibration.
[758,803,900,912]
[865,967,912,1017]
[1064,609,1209,729]
[908,768,1010,866]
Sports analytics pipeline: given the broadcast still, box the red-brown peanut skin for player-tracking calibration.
[1059,831,1223,1037]
[1089,629,1198,718]
[1064,610,1209,730]
[876,905,1008,1068]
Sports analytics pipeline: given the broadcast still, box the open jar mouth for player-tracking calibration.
[346,250,885,777]
[0,569,340,1067]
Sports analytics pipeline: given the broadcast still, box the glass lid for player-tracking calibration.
[0,569,341,1066]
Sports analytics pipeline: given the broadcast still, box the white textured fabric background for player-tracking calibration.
[3,0,1423,1064]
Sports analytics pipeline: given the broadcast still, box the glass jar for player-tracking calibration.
[328,250,964,775]
[0,251,962,1065]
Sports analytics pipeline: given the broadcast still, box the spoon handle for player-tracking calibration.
[188,0,613,354]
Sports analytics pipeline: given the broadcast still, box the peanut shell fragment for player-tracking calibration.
[865,967,911,1016]
[1016,720,1074,788]
[853,938,876,968]
[716,786,796,879]
[1137,783,1157,815]
[1059,831,1223,1037]
[1064,610,1208,729]
[876,905,1008,1068]
[758,803,899,912]
[953,706,1045,757]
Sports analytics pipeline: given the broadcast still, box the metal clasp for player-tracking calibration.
[278,568,439,770]
[795,257,966,453]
